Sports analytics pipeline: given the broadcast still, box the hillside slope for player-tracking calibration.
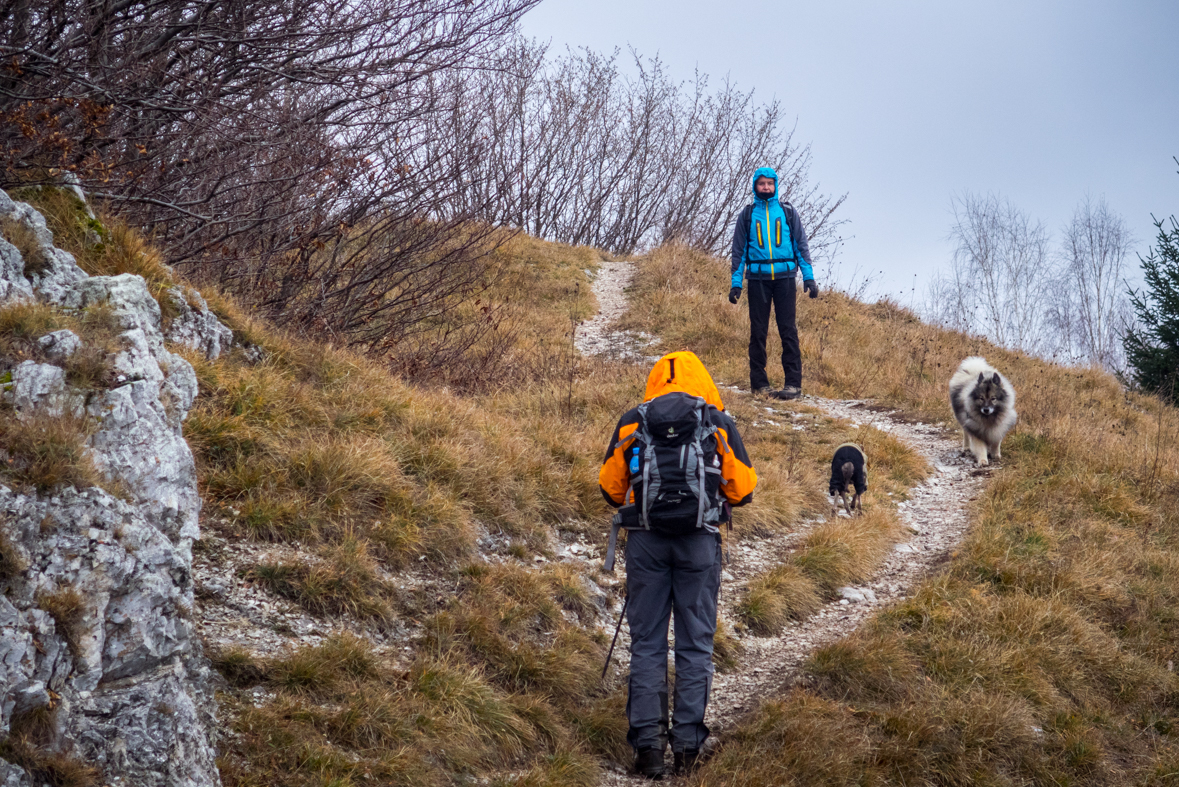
[182,229,931,786]
[4,191,1178,787]
[620,245,1179,786]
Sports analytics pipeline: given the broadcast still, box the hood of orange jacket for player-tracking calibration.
[643,351,724,410]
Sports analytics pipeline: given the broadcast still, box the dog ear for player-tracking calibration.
[977,372,986,384]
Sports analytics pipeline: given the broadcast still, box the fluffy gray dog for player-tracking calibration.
[949,356,1017,466]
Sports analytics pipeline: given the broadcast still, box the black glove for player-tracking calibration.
[728,286,742,304]
[803,279,818,299]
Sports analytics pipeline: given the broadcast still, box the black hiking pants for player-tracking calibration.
[747,276,801,391]
[625,529,721,754]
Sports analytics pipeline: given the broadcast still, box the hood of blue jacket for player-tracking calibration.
[751,166,778,201]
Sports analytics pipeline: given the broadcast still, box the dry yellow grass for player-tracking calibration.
[617,246,932,639]
[0,216,49,276]
[18,196,1176,785]
[0,299,124,390]
[0,297,142,500]
[37,585,87,661]
[0,198,638,786]
[173,231,646,786]
[0,408,118,497]
[0,704,101,787]
[186,233,932,786]
[214,562,625,786]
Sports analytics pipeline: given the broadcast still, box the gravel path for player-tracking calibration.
[585,262,987,785]
[707,397,985,734]
[575,261,662,362]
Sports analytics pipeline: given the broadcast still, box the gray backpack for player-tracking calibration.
[604,392,725,570]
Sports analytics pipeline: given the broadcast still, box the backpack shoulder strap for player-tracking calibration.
[778,200,801,261]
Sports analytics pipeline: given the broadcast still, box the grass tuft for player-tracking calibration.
[795,508,900,594]
[0,216,50,277]
[0,409,108,495]
[712,616,746,672]
[0,735,101,787]
[11,187,172,288]
[269,634,380,695]
[0,299,123,390]
[209,645,270,688]
[618,242,1179,785]
[249,536,394,621]
[738,562,821,635]
[0,520,27,581]
[0,300,64,359]
[37,585,86,660]
[569,691,629,765]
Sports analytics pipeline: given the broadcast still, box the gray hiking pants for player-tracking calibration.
[625,529,721,753]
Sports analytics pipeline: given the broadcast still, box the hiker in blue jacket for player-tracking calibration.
[729,166,818,400]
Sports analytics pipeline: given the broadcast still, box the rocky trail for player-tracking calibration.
[573,260,662,362]
[581,262,988,785]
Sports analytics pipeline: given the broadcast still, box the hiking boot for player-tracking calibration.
[634,747,666,780]
[673,749,701,775]
[774,386,801,401]
[752,386,774,398]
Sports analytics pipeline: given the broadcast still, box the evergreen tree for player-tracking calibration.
[1125,212,1179,401]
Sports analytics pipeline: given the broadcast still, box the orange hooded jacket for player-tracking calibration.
[599,351,757,509]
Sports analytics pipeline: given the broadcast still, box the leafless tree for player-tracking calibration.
[1046,195,1134,371]
[927,192,1055,353]
[2,3,845,371]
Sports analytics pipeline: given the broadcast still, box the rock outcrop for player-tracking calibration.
[0,189,224,786]
[165,287,234,362]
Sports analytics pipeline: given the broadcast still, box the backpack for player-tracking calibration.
[604,392,725,570]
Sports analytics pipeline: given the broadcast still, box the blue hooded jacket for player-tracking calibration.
[730,167,814,287]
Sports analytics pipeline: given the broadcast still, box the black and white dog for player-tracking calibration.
[949,356,1018,466]
[829,442,867,516]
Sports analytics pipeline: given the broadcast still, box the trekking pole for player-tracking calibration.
[601,595,629,680]
[723,501,733,564]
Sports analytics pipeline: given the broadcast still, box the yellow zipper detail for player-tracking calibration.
[766,204,774,279]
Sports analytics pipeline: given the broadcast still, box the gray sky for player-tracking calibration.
[520,0,1179,302]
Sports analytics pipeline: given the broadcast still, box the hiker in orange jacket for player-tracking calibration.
[598,351,756,778]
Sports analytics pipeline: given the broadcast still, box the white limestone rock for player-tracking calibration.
[165,287,234,361]
[0,761,30,787]
[0,190,221,786]
[9,360,72,417]
[59,274,201,545]
[0,485,220,787]
[38,329,82,363]
[0,237,33,303]
[0,189,87,304]
[837,586,878,604]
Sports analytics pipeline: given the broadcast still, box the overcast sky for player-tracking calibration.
[520,0,1179,302]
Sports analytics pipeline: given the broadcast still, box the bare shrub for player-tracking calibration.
[3,4,844,377]
[427,43,847,260]
[1,0,541,372]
